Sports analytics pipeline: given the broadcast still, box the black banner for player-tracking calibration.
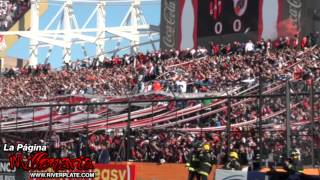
[160,0,180,50]
[160,0,316,49]
[198,0,259,38]
[281,0,313,37]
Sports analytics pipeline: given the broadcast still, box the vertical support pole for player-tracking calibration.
[96,0,106,62]
[130,0,141,54]
[49,106,53,135]
[68,105,71,133]
[85,103,90,157]
[226,97,231,155]
[87,104,90,135]
[63,0,72,65]
[106,104,109,131]
[175,99,178,128]
[0,57,3,72]
[196,102,200,126]
[285,79,291,157]
[29,0,39,67]
[151,102,154,128]
[310,79,315,167]
[15,108,18,132]
[0,108,2,134]
[148,32,157,51]
[86,105,91,134]
[48,106,53,157]
[200,102,203,135]
[32,107,35,132]
[126,102,131,161]
[0,109,4,136]
[258,76,263,166]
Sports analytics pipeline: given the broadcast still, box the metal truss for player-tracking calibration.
[0,0,160,66]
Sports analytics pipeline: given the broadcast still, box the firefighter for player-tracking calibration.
[283,149,304,179]
[186,143,201,180]
[197,143,215,180]
[223,151,241,170]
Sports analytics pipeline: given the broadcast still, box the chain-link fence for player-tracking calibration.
[0,80,319,167]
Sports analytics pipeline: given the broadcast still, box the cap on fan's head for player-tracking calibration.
[229,151,239,160]
[203,143,210,151]
[290,149,301,159]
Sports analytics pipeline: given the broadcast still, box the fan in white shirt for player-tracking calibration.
[245,40,255,52]
[176,77,187,93]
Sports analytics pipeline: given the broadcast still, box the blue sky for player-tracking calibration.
[7,2,160,68]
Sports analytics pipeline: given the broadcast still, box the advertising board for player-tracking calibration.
[160,0,314,49]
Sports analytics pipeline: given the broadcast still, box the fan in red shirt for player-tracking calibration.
[112,56,121,65]
[292,34,299,49]
[301,36,308,49]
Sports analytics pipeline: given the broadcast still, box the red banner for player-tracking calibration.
[94,164,136,180]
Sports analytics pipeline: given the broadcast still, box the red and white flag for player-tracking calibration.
[0,35,6,51]
[179,0,198,49]
[259,0,280,40]
[210,0,222,20]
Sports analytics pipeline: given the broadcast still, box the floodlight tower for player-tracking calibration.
[63,0,72,65]
[130,0,142,53]
[30,0,40,67]
[96,0,106,62]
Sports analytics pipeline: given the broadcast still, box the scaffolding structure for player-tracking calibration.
[0,0,160,66]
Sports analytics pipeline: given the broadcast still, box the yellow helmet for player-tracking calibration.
[203,143,210,151]
[291,149,300,159]
[229,152,239,159]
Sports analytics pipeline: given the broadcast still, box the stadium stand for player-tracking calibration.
[0,35,320,168]
[0,0,30,30]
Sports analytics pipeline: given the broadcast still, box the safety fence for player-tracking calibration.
[0,79,320,168]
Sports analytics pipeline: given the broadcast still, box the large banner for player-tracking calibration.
[198,0,259,38]
[160,0,180,50]
[178,0,198,50]
[280,0,313,37]
[160,0,198,50]
[198,0,313,46]
[161,0,314,49]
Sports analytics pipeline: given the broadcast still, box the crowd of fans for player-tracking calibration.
[1,34,320,167]
[1,121,319,167]
[1,33,320,107]
[0,0,30,30]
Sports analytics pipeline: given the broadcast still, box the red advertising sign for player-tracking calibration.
[94,164,136,180]
[26,163,135,179]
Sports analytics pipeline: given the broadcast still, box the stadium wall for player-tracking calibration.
[118,163,320,180]
[0,57,28,70]
[120,162,216,180]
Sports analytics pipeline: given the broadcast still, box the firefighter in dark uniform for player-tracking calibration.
[223,151,242,170]
[197,143,215,180]
[186,143,201,180]
[283,149,304,180]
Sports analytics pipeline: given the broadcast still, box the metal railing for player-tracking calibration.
[0,79,319,167]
